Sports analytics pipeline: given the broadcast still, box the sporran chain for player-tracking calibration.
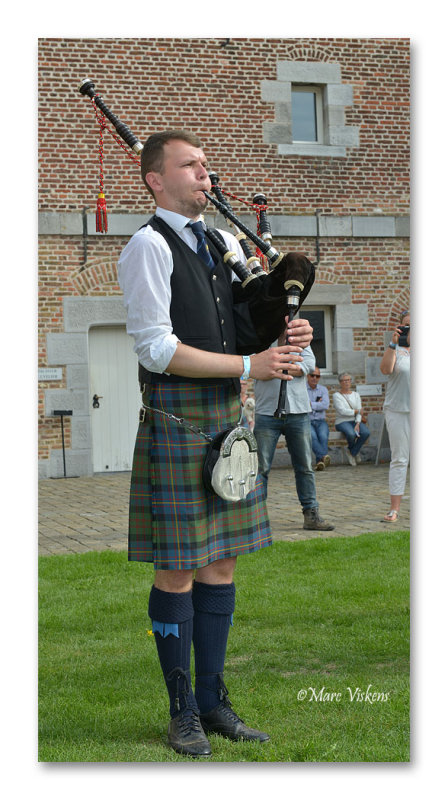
[140,401,245,443]
[140,402,214,442]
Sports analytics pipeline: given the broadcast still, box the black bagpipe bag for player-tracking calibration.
[232,253,315,355]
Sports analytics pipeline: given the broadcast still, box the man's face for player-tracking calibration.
[145,139,212,219]
[307,370,321,388]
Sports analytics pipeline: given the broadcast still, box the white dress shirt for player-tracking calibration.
[117,207,245,374]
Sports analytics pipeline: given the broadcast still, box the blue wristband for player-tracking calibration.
[241,355,251,380]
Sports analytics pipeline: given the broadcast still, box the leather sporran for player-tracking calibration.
[202,426,258,503]
[140,403,258,503]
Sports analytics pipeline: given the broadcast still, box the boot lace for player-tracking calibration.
[216,674,244,723]
[176,708,203,734]
[166,667,195,714]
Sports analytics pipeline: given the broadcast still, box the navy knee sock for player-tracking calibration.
[192,581,236,714]
[148,585,199,718]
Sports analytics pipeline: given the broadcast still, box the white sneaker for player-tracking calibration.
[346,450,357,467]
[355,454,362,464]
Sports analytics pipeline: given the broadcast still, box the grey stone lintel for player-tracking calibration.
[38,212,410,239]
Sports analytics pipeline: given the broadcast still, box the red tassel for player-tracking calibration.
[96,192,108,233]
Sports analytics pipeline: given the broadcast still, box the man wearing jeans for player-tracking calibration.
[307,368,331,470]
[253,343,334,532]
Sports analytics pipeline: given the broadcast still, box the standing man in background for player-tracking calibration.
[253,341,334,532]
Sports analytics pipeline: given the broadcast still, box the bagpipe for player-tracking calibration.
[78,78,315,417]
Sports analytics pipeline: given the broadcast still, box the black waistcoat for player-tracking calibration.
[138,215,240,394]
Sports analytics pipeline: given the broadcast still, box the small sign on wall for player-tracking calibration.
[356,384,383,396]
[38,368,62,381]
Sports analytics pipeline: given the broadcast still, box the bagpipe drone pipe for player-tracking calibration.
[78,78,316,413]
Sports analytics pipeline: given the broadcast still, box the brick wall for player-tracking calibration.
[38,37,410,472]
[38,37,409,214]
[38,235,125,460]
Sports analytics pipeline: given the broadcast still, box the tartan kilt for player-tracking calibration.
[128,380,272,570]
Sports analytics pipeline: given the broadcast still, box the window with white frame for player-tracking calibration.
[299,306,332,372]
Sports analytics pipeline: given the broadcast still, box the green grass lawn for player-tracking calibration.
[38,532,409,763]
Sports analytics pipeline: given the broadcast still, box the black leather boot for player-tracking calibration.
[166,668,211,757]
[200,675,269,743]
[168,707,212,757]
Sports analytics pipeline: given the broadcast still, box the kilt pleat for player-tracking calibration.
[128,381,272,569]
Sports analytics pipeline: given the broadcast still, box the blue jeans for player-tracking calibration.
[335,420,370,456]
[254,413,317,511]
[310,419,330,462]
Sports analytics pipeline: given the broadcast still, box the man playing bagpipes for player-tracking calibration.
[118,130,314,757]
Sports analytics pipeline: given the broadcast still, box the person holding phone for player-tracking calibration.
[379,310,411,522]
[307,368,331,470]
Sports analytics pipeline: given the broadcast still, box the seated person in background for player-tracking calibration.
[333,373,370,466]
[307,367,331,471]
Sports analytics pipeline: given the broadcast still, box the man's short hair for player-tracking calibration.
[140,130,203,197]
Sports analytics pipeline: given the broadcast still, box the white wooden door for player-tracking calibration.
[89,326,141,472]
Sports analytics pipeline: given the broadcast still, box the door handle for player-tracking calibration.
[92,394,103,408]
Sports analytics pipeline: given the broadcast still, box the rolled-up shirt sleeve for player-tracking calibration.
[118,229,180,373]
[298,346,315,376]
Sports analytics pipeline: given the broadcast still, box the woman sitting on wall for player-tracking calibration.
[333,373,370,466]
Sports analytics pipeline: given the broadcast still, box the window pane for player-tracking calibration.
[300,310,326,369]
[292,91,317,142]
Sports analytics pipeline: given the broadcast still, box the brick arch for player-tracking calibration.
[284,44,332,63]
[312,269,339,285]
[73,257,120,296]
[388,290,411,329]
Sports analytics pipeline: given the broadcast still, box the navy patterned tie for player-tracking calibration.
[187,221,215,269]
